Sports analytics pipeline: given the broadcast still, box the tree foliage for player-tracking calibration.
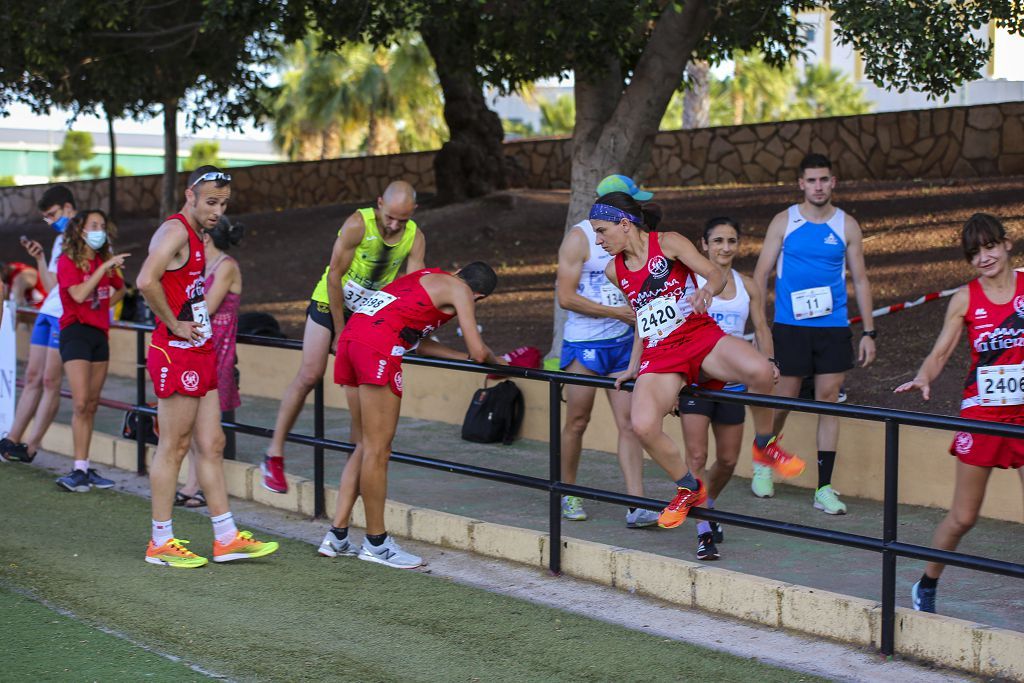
[53,131,96,178]
[184,142,223,172]
[539,96,575,137]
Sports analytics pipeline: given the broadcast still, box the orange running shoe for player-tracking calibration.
[752,435,806,479]
[658,479,707,529]
[145,538,209,568]
[213,530,280,563]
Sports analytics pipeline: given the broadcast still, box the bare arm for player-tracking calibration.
[661,232,725,314]
[557,227,633,324]
[66,254,129,303]
[137,221,202,341]
[9,270,37,306]
[752,211,787,331]
[326,212,366,334]
[448,280,499,364]
[845,216,876,367]
[24,240,57,291]
[204,259,238,316]
[894,288,967,401]
[741,274,773,354]
[405,230,426,273]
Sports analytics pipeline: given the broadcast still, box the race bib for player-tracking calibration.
[791,286,833,320]
[343,280,374,312]
[637,296,683,340]
[357,290,396,317]
[977,364,1024,406]
[599,281,627,307]
[190,300,212,345]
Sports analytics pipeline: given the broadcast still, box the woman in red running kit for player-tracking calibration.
[591,192,806,529]
[895,213,1024,615]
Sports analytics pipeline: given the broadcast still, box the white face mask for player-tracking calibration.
[84,230,107,250]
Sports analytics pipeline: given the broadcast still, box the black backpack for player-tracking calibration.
[461,380,525,445]
[237,311,286,339]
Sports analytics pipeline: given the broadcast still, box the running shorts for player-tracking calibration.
[59,323,109,363]
[560,332,633,376]
[772,323,853,377]
[637,313,726,389]
[334,338,403,397]
[147,341,217,399]
[950,407,1024,469]
[30,313,61,349]
[679,386,746,425]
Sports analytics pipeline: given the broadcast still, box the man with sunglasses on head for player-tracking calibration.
[261,180,425,494]
[137,165,278,568]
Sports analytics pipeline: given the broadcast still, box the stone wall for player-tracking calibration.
[2,102,1021,225]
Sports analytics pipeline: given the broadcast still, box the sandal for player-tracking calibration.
[173,491,192,506]
[184,490,207,508]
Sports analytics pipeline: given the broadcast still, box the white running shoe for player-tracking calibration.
[318,531,359,558]
[751,463,775,498]
[813,485,848,515]
[625,508,659,528]
[358,536,423,569]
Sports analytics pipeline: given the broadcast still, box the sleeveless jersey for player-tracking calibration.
[960,272,1024,414]
[563,220,631,342]
[152,213,212,353]
[5,262,47,308]
[340,268,456,355]
[775,204,848,327]
[613,231,698,349]
[310,207,418,311]
[697,269,749,338]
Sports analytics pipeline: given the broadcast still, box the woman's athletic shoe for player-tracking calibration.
[752,435,806,479]
[213,530,280,562]
[561,495,587,521]
[912,581,936,613]
[696,532,720,561]
[813,485,848,515]
[86,468,115,489]
[751,463,775,498]
[625,508,659,528]
[145,538,209,568]
[318,532,359,558]
[358,536,423,569]
[658,480,707,529]
[261,455,289,494]
[56,469,90,492]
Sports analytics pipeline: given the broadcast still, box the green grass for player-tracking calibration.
[0,465,823,682]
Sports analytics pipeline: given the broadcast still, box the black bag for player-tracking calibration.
[237,311,286,339]
[122,404,159,446]
[461,380,525,445]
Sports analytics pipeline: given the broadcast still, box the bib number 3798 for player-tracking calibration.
[977,364,1024,406]
[357,290,396,317]
[637,296,682,340]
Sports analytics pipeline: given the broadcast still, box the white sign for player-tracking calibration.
[0,301,16,435]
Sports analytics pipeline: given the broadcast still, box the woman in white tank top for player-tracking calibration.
[678,218,774,561]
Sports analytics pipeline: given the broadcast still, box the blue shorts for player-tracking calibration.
[560,333,633,376]
[30,313,61,349]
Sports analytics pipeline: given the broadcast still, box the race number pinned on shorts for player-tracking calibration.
[343,280,374,312]
[977,365,1024,406]
[357,290,396,317]
[791,286,833,320]
[637,296,682,340]
[190,301,212,344]
[600,281,627,307]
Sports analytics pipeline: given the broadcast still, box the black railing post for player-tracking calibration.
[548,380,562,575]
[223,410,236,460]
[313,378,326,517]
[135,328,147,475]
[881,418,899,656]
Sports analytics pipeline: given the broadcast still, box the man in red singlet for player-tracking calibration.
[137,165,278,568]
[317,262,501,569]
[591,192,806,530]
[2,261,47,308]
[895,213,1024,614]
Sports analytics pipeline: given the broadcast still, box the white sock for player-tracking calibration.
[152,519,174,545]
[74,459,89,472]
[211,511,238,544]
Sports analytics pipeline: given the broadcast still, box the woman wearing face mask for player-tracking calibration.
[54,210,128,492]
[678,218,772,560]
[176,217,244,508]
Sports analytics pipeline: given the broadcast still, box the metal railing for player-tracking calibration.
[13,310,1024,657]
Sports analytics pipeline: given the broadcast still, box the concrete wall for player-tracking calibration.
[3,102,1023,225]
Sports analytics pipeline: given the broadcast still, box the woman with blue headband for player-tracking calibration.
[592,192,807,529]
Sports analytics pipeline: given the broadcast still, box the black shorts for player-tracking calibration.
[772,323,853,377]
[678,394,746,425]
[59,323,110,363]
[306,300,335,334]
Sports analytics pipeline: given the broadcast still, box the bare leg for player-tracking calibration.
[24,347,64,455]
[698,336,776,436]
[605,375,645,496]
[681,412,712,483]
[355,385,401,536]
[8,344,47,442]
[192,390,229,518]
[179,446,201,498]
[924,460,991,579]
[266,317,332,458]
[560,360,597,484]
[814,372,845,451]
[706,421,743,499]
[771,376,802,435]
[630,373,688,481]
[332,386,364,528]
[64,359,107,462]
[150,394,200,523]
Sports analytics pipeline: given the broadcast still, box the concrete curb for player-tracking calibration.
[41,424,1024,680]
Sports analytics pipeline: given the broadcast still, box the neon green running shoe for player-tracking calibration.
[145,538,209,568]
[813,485,848,515]
[213,530,280,563]
[751,463,775,498]
[560,495,587,521]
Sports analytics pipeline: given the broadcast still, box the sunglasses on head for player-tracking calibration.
[188,171,231,191]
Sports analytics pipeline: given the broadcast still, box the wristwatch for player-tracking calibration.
[862,330,877,339]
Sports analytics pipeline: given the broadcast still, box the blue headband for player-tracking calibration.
[589,203,641,225]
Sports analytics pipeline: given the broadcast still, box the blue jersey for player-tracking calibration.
[774,204,848,327]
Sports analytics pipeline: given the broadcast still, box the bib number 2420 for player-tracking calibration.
[637,297,682,340]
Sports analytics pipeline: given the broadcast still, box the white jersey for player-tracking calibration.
[563,220,631,343]
[38,233,64,318]
[697,269,749,338]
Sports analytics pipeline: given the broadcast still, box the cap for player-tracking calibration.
[596,174,653,201]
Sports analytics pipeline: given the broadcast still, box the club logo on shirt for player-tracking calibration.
[823,232,839,246]
[181,370,200,392]
[975,308,988,318]
[648,256,669,279]
[953,431,973,455]
[1014,295,1024,319]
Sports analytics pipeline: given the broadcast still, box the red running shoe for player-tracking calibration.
[658,479,707,529]
[261,455,288,494]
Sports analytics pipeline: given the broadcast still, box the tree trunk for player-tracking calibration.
[683,60,710,129]
[160,98,179,218]
[421,25,507,205]
[106,107,117,221]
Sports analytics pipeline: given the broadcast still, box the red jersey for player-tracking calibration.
[56,254,123,332]
[339,268,456,355]
[5,262,47,308]
[960,272,1024,415]
[613,231,700,349]
[152,213,212,354]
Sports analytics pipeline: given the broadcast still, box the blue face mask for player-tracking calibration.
[51,215,69,233]
[84,230,108,250]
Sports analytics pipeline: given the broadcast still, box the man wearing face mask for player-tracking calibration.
[0,186,76,465]
[137,166,278,568]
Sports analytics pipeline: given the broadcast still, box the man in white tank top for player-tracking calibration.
[554,175,658,528]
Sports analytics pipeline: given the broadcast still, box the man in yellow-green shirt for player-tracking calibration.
[262,181,425,493]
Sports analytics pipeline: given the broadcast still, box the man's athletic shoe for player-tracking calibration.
[696,532,720,561]
[56,469,90,492]
[751,463,775,498]
[837,386,849,403]
[752,436,806,479]
[0,438,32,463]
[213,530,280,563]
[912,581,936,613]
[145,538,209,568]
[261,455,288,494]
[625,508,659,528]
[658,480,707,529]
[813,485,848,515]
[318,531,359,558]
[711,521,724,544]
[86,468,115,489]
[358,536,423,569]
[561,495,587,521]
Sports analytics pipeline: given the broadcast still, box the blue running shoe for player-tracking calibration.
[86,468,115,489]
[912,581,936,613]
[56,469,91,493]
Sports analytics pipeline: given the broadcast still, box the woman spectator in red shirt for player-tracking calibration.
[54,210,128,493]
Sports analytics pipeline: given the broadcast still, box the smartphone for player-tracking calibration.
[19,235,29,245]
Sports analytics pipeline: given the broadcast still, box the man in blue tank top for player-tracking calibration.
[753,154,877,514]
